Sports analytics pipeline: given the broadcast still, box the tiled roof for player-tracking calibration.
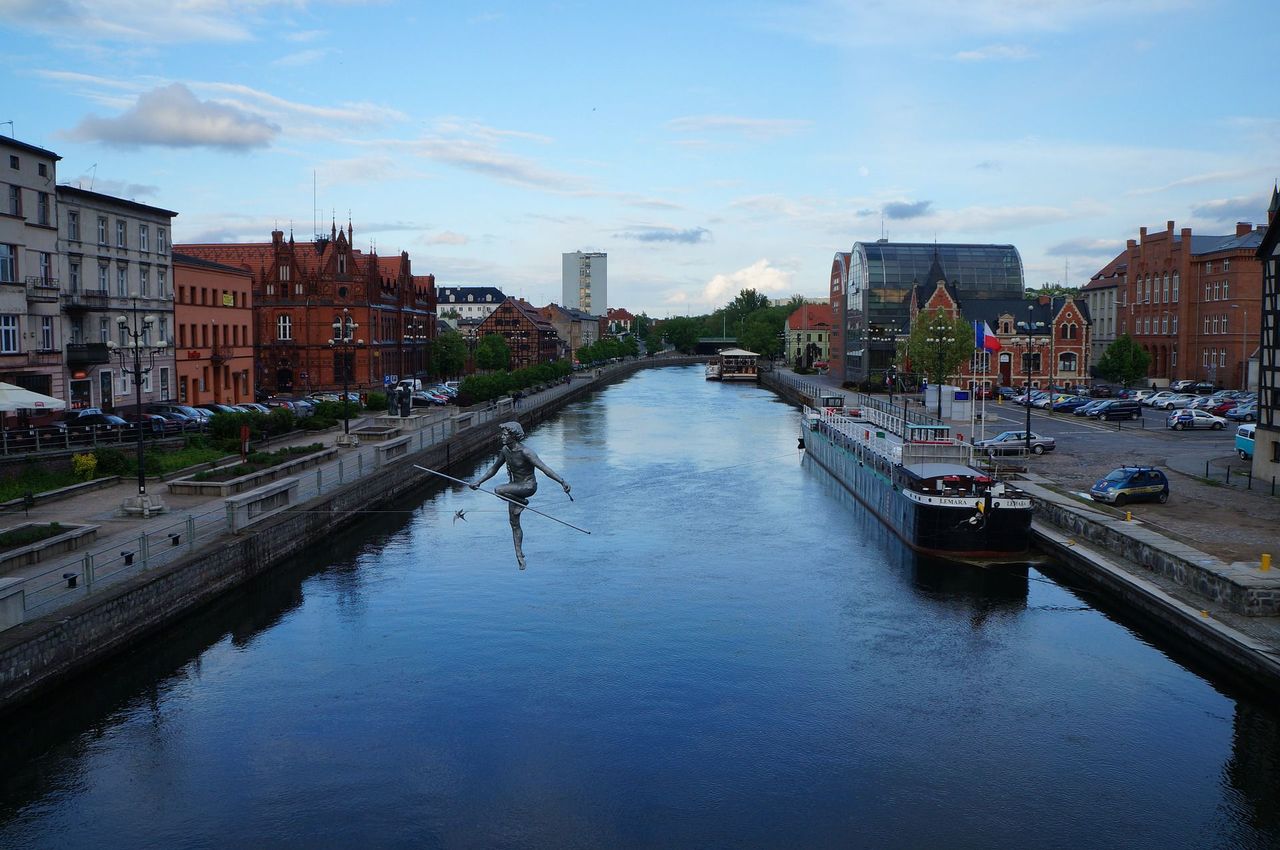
[787,303,834,329]
[438,285,506,304]
[172,252,253,276]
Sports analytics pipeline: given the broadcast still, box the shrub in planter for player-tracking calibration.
[93,447,129,476]
[72,453,97,481]
[266,407,296,436]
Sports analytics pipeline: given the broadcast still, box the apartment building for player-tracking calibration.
[173,253,255,405]
[562,251,606,314]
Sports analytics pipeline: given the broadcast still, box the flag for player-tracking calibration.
[975,320,1002,352]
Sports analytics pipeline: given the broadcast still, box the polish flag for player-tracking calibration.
[975,320,1002,352]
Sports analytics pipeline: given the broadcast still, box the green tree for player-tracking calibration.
[432,330,467,378]
[661,316,703,353]
[899,309,975,387]
[738,310,784,358]
[1095,333,1151,387]
[475,333,511,371]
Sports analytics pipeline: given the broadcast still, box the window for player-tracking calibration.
[37,192,49,226]
[158,366,170,400]
[1058,352,1078,372]
[276,314,292,340]
[68,210,80,241]
[1163,274,1170,303]
[1223,281,1229,299]
[38,252,51,281]
[0,244,14,283]
[157,228,167,254]
[1171,347,1177,368]
[97,216,107,244]
[116,265,127,296]
[1224,259,1230,272]
[6,185,19,216]
[0,316,17,353]
[116,220,126,248]
[1206,262,1214,274]
[7,156,16,169]
[69,261,80,292]
[1204,283,1211,301]
[1204,316,1210,334]
[1212,316,1219,334]
[1220,349,1227,367]
[40,316,53,350]
[279,265,289,281]
[99,317,109,343]
[1222,314,1228,334]
[139,266,149,296]
[1161,315,1168,335]
[1173,273,1179,302]
[139,224,149,252]
[70,319,83,344]
[37,163,46,177]
[157,268,166,297]
[1172,316,1178,334]
[178,324,186,347]
[97,263,108,290]
[1203,350,1209,366]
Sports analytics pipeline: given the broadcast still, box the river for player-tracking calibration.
[1,365,1278,849]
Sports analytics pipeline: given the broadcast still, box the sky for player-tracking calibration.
[2,0,1277,317]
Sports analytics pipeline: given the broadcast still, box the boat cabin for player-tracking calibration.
[901,462,991,498]
[717,348,760,381]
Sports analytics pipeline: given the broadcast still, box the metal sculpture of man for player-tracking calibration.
[471,421,571,569]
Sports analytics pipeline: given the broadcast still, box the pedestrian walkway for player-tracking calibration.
[0,377,589,624]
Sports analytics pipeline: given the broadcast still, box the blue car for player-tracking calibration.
[1051,395,1090,413]
[1089,466,1170,506]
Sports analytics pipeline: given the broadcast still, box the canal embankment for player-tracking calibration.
[0,356,703,711]
[761,367,1280,694]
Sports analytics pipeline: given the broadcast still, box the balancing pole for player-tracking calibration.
[412,464,591,535]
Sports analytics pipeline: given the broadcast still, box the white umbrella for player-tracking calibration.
[0,382,67,412]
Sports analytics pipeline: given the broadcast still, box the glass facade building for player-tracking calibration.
[844,241,1024,382]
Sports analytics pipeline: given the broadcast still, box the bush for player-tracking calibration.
[266,407,296,436]
[71,453,97,481]
[93,447,129,476]
[365,391,387,411]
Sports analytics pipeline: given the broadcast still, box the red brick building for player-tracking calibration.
[908,258,1091,391]
[828,251,850,381]
[178,224,436,397]
[172,253,255,405]
[475,297,559,370]
[605,307,635,335]
[1106,220,1263,388]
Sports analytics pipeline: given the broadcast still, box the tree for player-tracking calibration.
[899,309,975,388]
[432,330,467,378]
[1095,333,1151,387]
[475,333,511,371]
[661,316,702,353]
[738,310,783,358]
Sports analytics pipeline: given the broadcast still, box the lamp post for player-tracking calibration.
[329,307,363,446]
[924,316,956,420]
[107,295,168,517]
[1025,303,1034,454]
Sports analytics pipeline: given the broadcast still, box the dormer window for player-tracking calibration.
[338,253,347,275]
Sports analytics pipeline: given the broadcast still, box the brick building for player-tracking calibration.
[1106,220,1263,388]
[827,251,849,381]
[538,303,597,359]
[179,224,436,397]
[908,255,1091,392]
[1253,187,1280,480]
[475,298,559,370]
[172,253,255,405]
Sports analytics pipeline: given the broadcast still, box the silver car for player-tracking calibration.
[972,430,1057,456]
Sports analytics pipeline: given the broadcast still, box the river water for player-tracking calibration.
[2,365,1279,849]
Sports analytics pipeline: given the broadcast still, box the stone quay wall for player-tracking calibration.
[0,356,702,711]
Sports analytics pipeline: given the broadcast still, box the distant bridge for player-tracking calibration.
[695,337,737,355]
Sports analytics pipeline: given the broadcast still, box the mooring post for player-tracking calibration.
[84,553,94,592]
[338,459,344,484]
[140,533,149,568]
[187,515,195,552]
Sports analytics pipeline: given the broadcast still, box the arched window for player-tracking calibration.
[1058,352,1078,373]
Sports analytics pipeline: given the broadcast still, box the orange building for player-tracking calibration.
[173,253,255,405]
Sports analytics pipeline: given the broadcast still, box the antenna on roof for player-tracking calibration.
[0,121,12,138]
[87,163,97,190]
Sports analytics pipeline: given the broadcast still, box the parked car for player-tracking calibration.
[1143,391,1177,407]
[1236,423,1256,460]
[1088,385,1114,398]
[154,404,213,424]
[122,411,179,435]
[1170,379,1197,392]
[1225,402,1257,422]
[1166,409,1227,431]
[150,409,201,431]
[1097,399,1143,421]
[972,430,1057,455]
[1074,399,1111,417]
[1154,393,1196,410]
[1122,389,1154,403]
[65,412,129,433]
[995,386,1019,400]
[1089,466,1169,506]
[1203,399,1237,416]
[1051,395,1090,413]
[1190,381,1217,395]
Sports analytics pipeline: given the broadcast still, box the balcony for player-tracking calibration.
[28,350,62,367]
[66,342,110,366]
[62,289,110,311]
[25,277,60,303]
[210,344,228,365]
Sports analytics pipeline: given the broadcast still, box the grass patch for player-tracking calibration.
[191,443,325,482]
[147,445,229,475]
[0,469,84,503]
[0,522,64,550]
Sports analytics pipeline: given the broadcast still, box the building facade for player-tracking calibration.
[1110,220,1263,388]
[0,138,63,399]
[476,298,559,370]
[172,253,255,405]
[605,307,635,335]
[179,225,436,398]
[1253,188,1280,480]
[562,251,606,314]
[1081,255,1124,373]
[57,185,178,412]
[828,252,849,381]
[437,286,506,324]
[538,303,598,359]
[843,241,1024,384]
[785,303,834,368]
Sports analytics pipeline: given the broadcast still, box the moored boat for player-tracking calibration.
[705,359,722,380]
[717,348,759,381]
[801,394,1032,562]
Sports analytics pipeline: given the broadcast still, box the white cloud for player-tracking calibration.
[425,231,469,246]
[63,83,278,149]
[703,259,794,303]
[271,48,336,68]
[667,115,811,141]
[953,44,1035,61]
[197,81,405,127]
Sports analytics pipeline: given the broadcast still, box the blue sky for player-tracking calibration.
[2,0,1276,316]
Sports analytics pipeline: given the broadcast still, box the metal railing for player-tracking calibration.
[9,369,596,620]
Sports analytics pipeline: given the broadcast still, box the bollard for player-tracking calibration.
[63,572,77,588]
[1263,554,1273,572]
[169,532,181,547]
[1125,510,1132,522]
[121,550,134,566]
[186,515,196,552]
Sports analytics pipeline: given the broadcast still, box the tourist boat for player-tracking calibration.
[717,348,759,382]
[705,359,722,380]
[801,393,1032,562]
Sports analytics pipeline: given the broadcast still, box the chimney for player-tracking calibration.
[1139,226,1148,239]
[1236,222,1252,237]
[1167,220,1175,235]
[1127,239,1137,249]
[1181,227,1192,245]
[1039,294,1051,305]
[271,229,283,247]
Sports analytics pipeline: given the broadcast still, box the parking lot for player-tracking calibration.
[969,398,1277,564]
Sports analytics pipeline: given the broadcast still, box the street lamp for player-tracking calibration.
[329,307,364,446]
[924,317,956,420]
[1025,304,1034,454]
[107,295,168,517]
